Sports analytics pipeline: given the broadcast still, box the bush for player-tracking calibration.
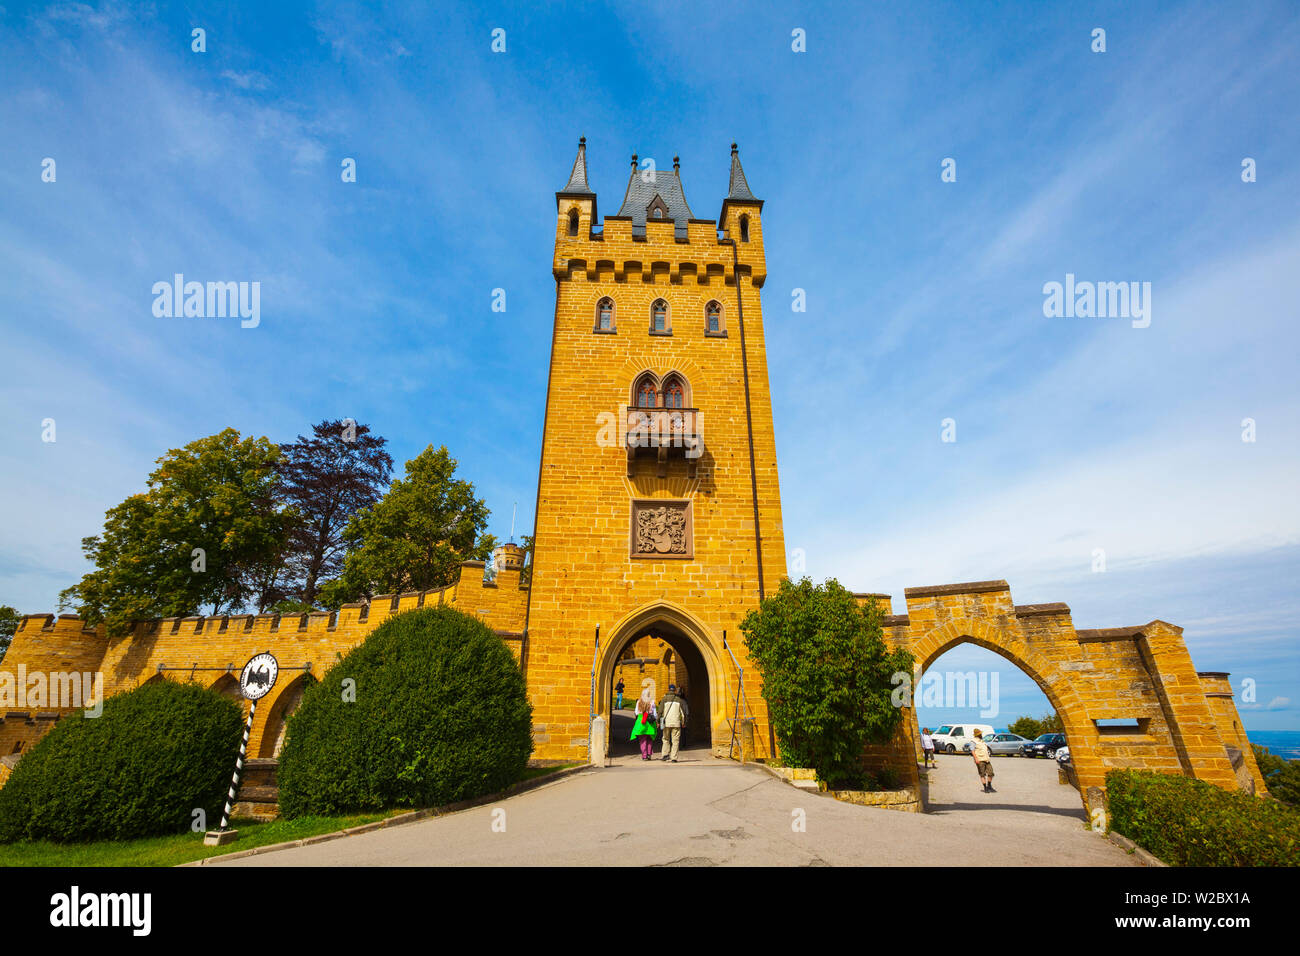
[0,680,242,843]
[1106,769,1300,866]
[277,606,533,817]
[1252,744,1300,808]
[741,577,914,789]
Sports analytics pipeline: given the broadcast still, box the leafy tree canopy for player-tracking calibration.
[58,429,292,635]
[741,577,914,788]
[318,445,494,608]
[0,605,18,664]
[277,419,393,606]
[1252,743,1300,808]
[1008,712,1064,740]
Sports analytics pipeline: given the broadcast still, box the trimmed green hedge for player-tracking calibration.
[0,680,242,843]
[277,606,533,817]
[1106,769,1300,866]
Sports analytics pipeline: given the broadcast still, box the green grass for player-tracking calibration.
[0,763,579,867]
[0,812,392,867]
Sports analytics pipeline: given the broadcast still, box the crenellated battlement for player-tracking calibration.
[11,560,527,649]
[553,138,767,293]
[0,560,531,767]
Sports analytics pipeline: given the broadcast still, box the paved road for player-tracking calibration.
[219,749,1142,867]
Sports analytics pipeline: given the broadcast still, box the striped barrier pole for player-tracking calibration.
[218,696,258,832]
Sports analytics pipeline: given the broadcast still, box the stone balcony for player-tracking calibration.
[625,406,703,477]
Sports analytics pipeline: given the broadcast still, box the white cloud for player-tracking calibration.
[220,70,270,91]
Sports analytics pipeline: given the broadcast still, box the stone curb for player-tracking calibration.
[181,764,593,866]
[752,762,830,795]
[1107,830,1167,867]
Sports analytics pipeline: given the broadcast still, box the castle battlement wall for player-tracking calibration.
[1,562,527,763]
[848,579,1259,813]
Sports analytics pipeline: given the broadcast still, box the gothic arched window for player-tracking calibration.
[635,375,658,408]
[568,210,579,236]
[651,299,669,334]
[595,297,615,332]
[739,215,750,243]
[706,300,722,334]
[662,377,685,409]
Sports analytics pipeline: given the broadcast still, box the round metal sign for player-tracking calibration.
[239,652,279,701]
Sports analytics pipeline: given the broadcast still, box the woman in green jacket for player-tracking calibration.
[631,695,657,759]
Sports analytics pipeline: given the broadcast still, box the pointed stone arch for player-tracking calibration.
[596,601,726,756]
[255,673,316,758]
[911,618,1103,801]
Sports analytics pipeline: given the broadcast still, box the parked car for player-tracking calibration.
[1055,745,1071,765]
[930,723,995,754]
[968,732,1032,756]
[1024,733,1067,758]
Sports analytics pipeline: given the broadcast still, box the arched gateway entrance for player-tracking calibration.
[596,603,725,759]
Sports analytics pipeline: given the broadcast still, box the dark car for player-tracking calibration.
[1024,733,1066,758]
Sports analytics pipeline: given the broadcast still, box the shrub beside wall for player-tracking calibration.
[277,606,533,817]
[741,578,914,789]
[0,680,242,843]
[1106,769,1300,867]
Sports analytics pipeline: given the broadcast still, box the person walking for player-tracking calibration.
[658,684,689,762]
[920,727,936,769]
[615,678,625,710]
[971,728,996,792]
[631,694,657,760]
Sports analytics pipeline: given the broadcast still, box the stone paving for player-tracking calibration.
[218,750,1144,867]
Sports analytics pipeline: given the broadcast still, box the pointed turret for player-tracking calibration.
[559,136,594,195]
[719,142,764,241]
[725,142,757,202]
[557,136,597,238]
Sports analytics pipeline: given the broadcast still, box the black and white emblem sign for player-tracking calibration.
[239,653,279,701]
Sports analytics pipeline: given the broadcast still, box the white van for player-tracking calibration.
[929,723,995,754]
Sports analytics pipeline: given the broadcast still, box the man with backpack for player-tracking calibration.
[658,685,689,762]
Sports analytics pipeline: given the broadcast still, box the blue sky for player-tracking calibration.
[1,1,1297,731]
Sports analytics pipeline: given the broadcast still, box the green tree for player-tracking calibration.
[59,429,293,635]
[0,605,18,664]
[1252,744,1300,807]
[518,533,534,587]
[276,419,393,606]
[1009,711,1063,739]
[741,577,914,788]
[1009,715,1043,739]
[318,445,494,608]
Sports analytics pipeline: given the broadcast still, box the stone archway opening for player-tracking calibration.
[599,607,719,761]
[257,674,314,758]
[914,637,1093,819]
[209,672,246,707]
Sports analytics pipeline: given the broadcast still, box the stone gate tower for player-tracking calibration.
[523,139,787,761]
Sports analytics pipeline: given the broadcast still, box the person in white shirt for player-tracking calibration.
[920,728,936,768]
[971,729,996,793]
[658,685,689,762]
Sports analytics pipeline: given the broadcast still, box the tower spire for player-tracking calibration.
[559,136,594,195]
[726,142,756,202]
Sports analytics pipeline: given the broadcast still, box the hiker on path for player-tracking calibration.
[658,685,689,762]
[920,727,936,769]
[971,728,996,793]
[631,694,658,760]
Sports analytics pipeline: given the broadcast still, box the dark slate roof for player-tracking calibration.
[559,137,594,195]
[726,142,756,201]
[615,154,696,239]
